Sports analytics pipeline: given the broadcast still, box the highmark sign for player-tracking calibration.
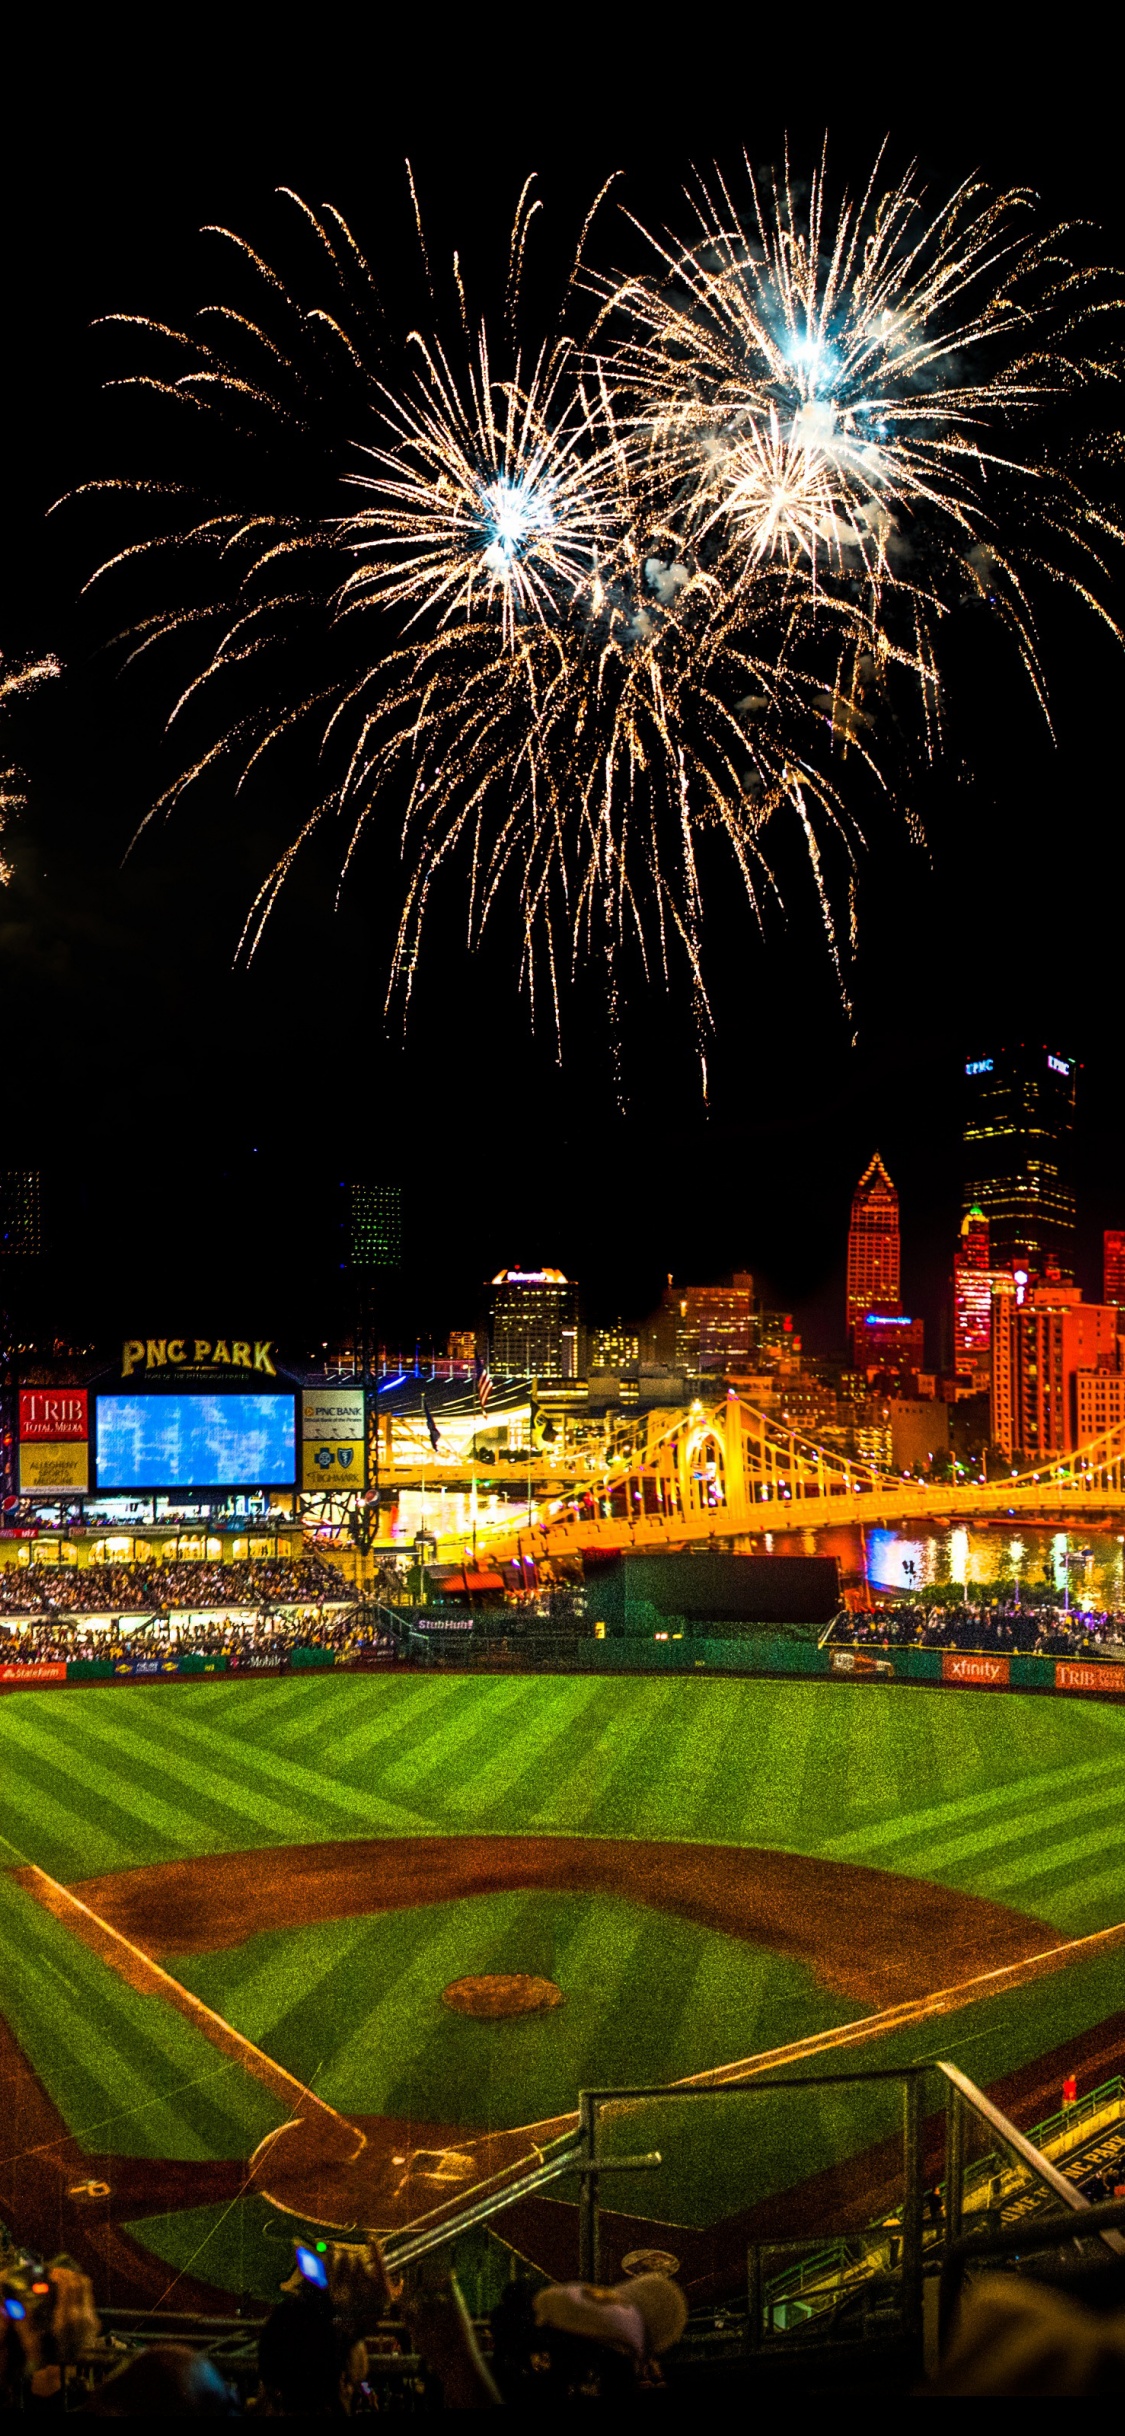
[121,1338,278,1379]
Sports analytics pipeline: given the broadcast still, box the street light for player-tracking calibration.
[1058,1544,1091,1615]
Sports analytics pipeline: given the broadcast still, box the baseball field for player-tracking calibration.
[3,1669,1125,2306]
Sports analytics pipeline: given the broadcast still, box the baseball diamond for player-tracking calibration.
[4,1668,1125,2304]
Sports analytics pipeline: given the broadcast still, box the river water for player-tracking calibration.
[800,1522,1125,1608]
[375,1492,1125,1609]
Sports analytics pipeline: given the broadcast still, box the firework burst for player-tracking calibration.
[345,330,623,645]
[598,147,1125,732]
[76,179,873,1068]
[72,154,1125,1076]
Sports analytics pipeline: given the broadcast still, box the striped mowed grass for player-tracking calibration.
[3,1672,1125,2212]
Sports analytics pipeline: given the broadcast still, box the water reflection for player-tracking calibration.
[848,1524,1125,1607]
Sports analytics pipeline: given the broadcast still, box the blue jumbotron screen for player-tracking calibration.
[95,1393,296,1489]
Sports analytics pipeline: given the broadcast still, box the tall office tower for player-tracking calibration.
[953,1205,994,1378]
[962,1046,1076,1269]
[1105,1231,1125,1306]
[0,1172,41,1258]
[989,1272,1018,1454]
[990,1279,1120,1459]
[658,1272,756,1373]
[488,1269,580,1378]
[846,1155,901,1336]
[345,1182,402,1270]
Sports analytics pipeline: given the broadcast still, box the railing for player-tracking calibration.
[954,2072,1125,2226]
[939,2191,1125,2351]
[67,2054,1125,2401]
[939,2059,1123,2249]
[381,2132,584,2269]
[1012,2073,1124,2169]
[359,2053,1121,2380]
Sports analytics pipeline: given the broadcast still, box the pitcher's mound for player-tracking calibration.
[441,1972,564,2019]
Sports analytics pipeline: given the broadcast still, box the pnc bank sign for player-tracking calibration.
[122,1337,278,1379]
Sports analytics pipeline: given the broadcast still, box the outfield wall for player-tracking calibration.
[2,1637,1123,1701]
[570,1638,1125,1698]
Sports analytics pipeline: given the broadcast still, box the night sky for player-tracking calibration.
[0,43,1120,1360]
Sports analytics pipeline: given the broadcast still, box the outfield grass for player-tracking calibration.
[3,1673,1125,2251]
[2,1673,1125,1937]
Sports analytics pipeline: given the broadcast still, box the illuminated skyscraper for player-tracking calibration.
[846,1155,901,1336]
[953,1205,994,1379]
[990,1281,1119,1459]
[963,1046,1076,1268]
[1105,1231,1125,1306]
[658,1273,756,1373]
[345,1182,402,1271]
[488,1269,580,1378]
[590,1320,641,1373]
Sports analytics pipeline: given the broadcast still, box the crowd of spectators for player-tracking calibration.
[0,1606,401,1666]
[0,2237,690,2413]
[838,1600,1125,1661]
[0,1553,347,1620]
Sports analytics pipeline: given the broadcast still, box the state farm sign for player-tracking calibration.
[942,1652,1010,1686]
[19,1390,87,1443]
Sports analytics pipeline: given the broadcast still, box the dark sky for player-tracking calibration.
[0,38,1121,1358]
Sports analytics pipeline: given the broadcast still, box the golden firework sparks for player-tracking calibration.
[69,155,1125,1071]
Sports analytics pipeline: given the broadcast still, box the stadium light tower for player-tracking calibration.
[341,1181,402,1562]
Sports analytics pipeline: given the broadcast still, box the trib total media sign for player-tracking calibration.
[19,1390,89,1493]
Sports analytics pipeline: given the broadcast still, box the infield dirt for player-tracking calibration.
[6,1832,1121,2300]
[62,1833,1051,2010]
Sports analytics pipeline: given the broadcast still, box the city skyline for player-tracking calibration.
[5,1025,1125,1373]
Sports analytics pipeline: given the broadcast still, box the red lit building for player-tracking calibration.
[846,1154,901,1337]
[852,1312,925,1376]
[953,1205,993,1380]
[1105,1231,1125,1306]
[990,1281,1121,1460]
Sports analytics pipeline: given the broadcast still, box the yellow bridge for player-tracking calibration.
[472,1392,1125,1565]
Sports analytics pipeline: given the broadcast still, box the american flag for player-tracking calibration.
[474,1351,493,1414]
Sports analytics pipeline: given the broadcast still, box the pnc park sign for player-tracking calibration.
[121,1337,278,1379]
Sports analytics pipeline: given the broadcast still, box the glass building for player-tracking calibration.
[962,1046,1076,1269]
[488,1269,580,1379]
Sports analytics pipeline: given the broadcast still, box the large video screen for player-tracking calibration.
[95,1393,296,1489]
